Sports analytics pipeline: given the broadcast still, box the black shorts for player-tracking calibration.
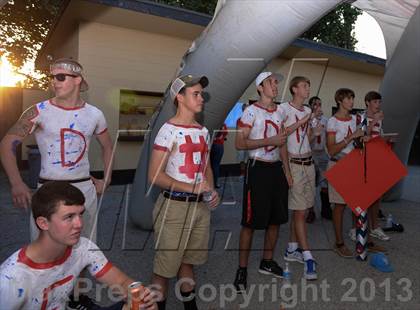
[241,160,289,229]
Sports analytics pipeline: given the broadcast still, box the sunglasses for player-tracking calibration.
[49,73,78,82]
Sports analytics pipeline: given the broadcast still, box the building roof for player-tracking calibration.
[38,0,386,68]
[86,0,386,66]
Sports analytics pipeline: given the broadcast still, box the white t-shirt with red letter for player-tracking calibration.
[237,103,284,162]
[28,100,108,180]
[327,115,357,155]
[279,102,312,156]
[0,237,112,310]
[153,122,211,184]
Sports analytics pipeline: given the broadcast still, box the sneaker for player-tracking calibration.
[334,243,354,258]
[304,259,318,280]
[67,294,97,310]
[348,228,356,242]
[284,248,304,264]
[370,227,390,241]
[233,268,247,293]
[367,241,387,253]
[258,259,283,278]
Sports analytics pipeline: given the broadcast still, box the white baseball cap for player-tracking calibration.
[255,71,284,87]
[170,74,209,103]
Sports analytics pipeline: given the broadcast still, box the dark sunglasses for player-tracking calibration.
[49,73,78,82]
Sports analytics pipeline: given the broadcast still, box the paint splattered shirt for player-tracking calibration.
[0,237,112,310]
[153,122,210,184]
[278,102,312,156]
[237,103,284,161]
[28,100,108,180]
[327,115,357,154]
[310,115,328,152]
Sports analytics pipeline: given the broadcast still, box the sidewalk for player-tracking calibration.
[1,170,419,309]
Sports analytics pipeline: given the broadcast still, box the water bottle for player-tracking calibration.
[202,190,216,211]
[283,262,292,287]
[386,214,393,228]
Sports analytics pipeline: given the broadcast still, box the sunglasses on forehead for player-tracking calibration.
[49,73,78,81]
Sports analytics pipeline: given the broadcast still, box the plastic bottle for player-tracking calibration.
[283,262,292,287]
[386,214,393,228]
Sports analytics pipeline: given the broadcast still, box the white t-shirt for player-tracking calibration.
[310,115,328,152]
[0,238,112,310]
[238,103,284,162]
[367,117,383,138]
[279,102,312,156]
[29,100,108,180]
[153,122,211,184]
[327,115,357,154]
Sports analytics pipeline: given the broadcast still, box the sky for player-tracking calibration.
[354,11,387,59]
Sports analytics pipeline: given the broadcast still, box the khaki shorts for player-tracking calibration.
[153,194,210,278]
[327,161,346,205]
[288,162,316,210]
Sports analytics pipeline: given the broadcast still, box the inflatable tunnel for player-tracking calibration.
[129,0,420,229]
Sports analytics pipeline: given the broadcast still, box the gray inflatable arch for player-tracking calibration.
[129,0,420,229]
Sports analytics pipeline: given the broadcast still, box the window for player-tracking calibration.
[119,90,163,141]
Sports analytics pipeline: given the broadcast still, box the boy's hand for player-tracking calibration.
[11,181,32,209]
[351,128,365,140]
[285,172,293,187]
[193,179,212,195]
[299,113,311,126]
[373,111,384,123]
[91,176,109,194]
[141,287,158,310]
[207,190,220,210]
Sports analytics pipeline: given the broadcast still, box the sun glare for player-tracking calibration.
[0,54,27,87]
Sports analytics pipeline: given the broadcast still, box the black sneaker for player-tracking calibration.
[258,259,283,278]
[233,267,247,293]
[67,294,97,310]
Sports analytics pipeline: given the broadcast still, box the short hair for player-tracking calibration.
[32,181,85,221]
[173,87,186,107]
[289,76,310,95]
[364,91,382,103]
[308,96,321,109]
[334,88,355,105]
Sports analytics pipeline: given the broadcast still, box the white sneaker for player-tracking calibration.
[370,227,391,241]
[348,228,356,242]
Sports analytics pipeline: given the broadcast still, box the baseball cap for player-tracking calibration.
[170,74,209,102]
[370,253,394,273]
[50,58,89,92]
[255,71,284,87]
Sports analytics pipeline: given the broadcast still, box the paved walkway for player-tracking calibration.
[1,169,419,309]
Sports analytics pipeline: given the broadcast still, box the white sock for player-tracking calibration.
[303,250,313,261]
[288,242,298,253]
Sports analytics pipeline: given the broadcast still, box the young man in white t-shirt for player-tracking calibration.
[0,181,156,310]
[148,74,220,310]
[0,58,113,243]
[348,91,391,242]
[306,96,332,223]
[233,72,290,292]
[279,76,318,280]
[327,88,367,258]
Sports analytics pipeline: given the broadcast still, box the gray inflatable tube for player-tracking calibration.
[129,0,420,229]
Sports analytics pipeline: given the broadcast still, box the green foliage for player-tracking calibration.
[0,0,62,88]
[153,0,218,15]
[301,3,362,50]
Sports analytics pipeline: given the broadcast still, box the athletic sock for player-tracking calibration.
[287,242,299,253]
[303,250,313,261]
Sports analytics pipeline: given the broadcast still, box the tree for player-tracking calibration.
[0,0,62,88]
[153,0,218,15]
[302,3,362,50]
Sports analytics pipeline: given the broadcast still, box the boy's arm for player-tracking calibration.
[285,113,311,136]
[148,149,211,194]
[279,144,293,186]
[0,106,38,209]
[93,131,113,194]
[235,126,286,150]
[96,266,157,309]
[326,129,364,156]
